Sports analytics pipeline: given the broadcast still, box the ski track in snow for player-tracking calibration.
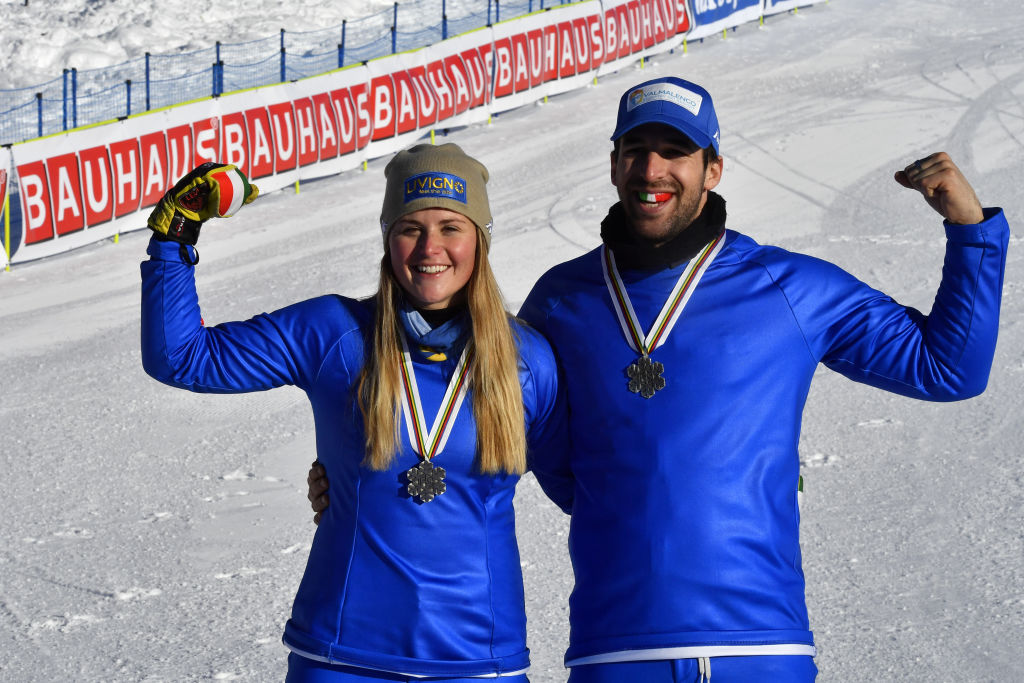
[1,1,1023,681]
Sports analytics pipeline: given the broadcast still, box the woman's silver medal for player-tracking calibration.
[398,335,473,503]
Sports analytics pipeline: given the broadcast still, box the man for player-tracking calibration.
[310,77,1008,682]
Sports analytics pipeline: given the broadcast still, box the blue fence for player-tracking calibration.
[0,0,571,147]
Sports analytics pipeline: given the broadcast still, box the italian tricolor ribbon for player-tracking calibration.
[602,232,725,356]
[398,334,473,460]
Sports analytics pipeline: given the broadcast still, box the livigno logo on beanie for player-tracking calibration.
[404,172,468,204]
[380,143,493,247]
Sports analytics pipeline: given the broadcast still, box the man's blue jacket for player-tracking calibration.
[520,207,1009,665]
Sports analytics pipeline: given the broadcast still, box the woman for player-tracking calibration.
[141,144,565,682]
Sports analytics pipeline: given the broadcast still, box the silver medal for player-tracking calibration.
[602,236,724,400]
[627,355,666,399]
[406,459,447,503]
[397,337,472,505]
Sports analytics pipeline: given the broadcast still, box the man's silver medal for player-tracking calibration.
[602,234,724,399]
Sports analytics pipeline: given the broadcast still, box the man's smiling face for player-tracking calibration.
[610,122,723,246]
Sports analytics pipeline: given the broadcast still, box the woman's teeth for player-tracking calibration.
[417,265,449,273]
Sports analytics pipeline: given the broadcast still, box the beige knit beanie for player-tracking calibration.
[380,143,493,248]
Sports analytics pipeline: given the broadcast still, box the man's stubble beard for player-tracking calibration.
[620,179,706,247]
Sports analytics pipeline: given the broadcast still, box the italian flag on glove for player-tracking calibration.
[147,162,259,245]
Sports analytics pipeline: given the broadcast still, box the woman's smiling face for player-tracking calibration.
[388,207,478,310]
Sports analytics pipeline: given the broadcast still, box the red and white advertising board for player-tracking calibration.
[4,0,698,266]
[283,64,373,181]
[490,10,562,113]
[490,2,607,112]
[8,67,377,264]
[13,112,177,262]
[543,1,606,98]
[428,30,496,132]
[363,52,435,159]
[597,0,691,76]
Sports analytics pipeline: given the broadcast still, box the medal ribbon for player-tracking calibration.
[602,232,725,356]
[398,334,473,460]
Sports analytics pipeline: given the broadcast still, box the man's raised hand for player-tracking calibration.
[894,152,984,225]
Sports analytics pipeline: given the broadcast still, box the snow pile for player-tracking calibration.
[0,0,391,90]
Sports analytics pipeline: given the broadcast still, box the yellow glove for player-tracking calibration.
[147,162,259,245]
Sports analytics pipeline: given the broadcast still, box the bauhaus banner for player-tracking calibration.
[5,0,801,266]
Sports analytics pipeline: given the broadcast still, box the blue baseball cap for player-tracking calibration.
[610,77,721,154]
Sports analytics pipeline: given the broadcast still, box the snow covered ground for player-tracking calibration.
[2,0,1023,681]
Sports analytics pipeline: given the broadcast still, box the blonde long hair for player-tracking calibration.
[357,230,527,475]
